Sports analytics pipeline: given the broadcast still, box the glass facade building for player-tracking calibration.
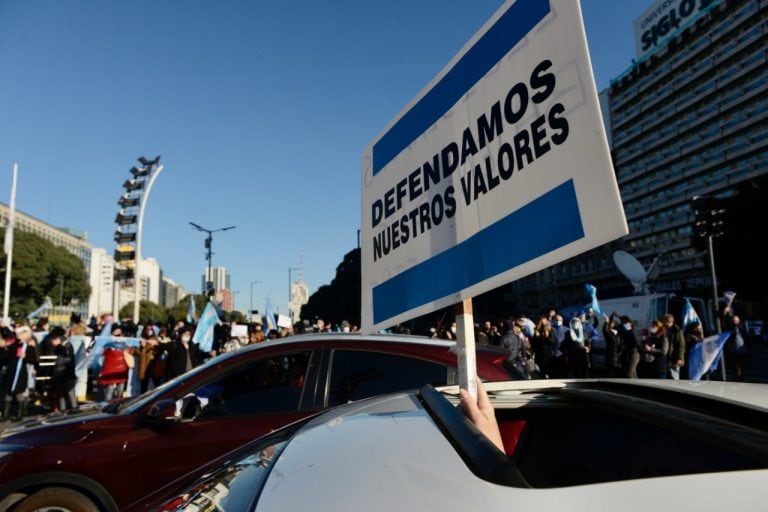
[505,0,767,312]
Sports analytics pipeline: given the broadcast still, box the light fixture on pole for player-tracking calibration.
[113,155,163,324]
[189,223,236,297]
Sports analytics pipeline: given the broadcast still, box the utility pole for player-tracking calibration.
[190,223,236,298]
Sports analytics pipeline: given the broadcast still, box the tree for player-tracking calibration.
[301,248,361,328]
[167,294,209,324]
[0,229,91,320]
[119,300,168,326]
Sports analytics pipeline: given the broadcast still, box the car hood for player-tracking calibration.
[0,402,111,441]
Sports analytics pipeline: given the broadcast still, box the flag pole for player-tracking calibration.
[3,164,18,322]
[455,297,477,400]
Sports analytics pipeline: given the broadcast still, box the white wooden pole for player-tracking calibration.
[455,298,477,399]
[3,164,18,322]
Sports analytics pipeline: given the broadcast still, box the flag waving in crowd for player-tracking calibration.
[688,332,730,380]
[585,283,603,316]
[186,295,196,323]
[681,299,700,329]
[193,302,220,353]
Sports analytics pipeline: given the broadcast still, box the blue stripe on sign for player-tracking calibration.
[372,180,583,325]
[372,0,550,176]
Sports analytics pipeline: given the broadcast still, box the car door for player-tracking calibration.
[123,350,315,503]
[324,349,454,407]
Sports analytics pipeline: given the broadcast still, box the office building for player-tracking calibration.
[202,266,230,295]
[503,0,767,312]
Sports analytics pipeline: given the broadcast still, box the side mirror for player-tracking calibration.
[146,399,180,421]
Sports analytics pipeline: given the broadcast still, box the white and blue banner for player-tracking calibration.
[682,298,700,329]
[688,332,729,381]
[361,0,627,332]
[193,302,219,353]
[186,295,196,323]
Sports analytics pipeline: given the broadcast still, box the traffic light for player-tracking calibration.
[122,179,144,192]
[130,166,151,178]
[115,212,138,225]
[118,194,140,208]
[691,195,726,239]
[114,230,137,243]
[114,268,134,281]
[114,245,136,262]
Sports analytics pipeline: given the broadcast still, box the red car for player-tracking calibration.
[0,333,512,512]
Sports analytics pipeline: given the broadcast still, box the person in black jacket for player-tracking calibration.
[50,327,77,412]
[1,326,38,420]
[618,316,640,378]
[165,327,200,380]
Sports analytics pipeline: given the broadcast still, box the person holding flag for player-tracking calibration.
[0,326,37,421]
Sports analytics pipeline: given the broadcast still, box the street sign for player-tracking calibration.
[361,0,628,332]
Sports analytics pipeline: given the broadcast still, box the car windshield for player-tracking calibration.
[110,351,240,415]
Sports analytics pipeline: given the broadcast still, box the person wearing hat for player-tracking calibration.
[0,325,38,420]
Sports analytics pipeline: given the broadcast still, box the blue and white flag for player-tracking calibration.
[681,299,701,329]
[585,283,603,316]
[186,295,196,323]
[687,332,729,380]
[88,335,141,369]
[265,302,277,333]
[721,290,736,308]
[26,297,52,320]
[193,302,220,353]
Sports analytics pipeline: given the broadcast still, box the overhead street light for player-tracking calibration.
[122,179,144,192]
[189,222,236,297]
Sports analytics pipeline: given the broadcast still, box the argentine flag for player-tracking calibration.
[186,295,196,323]
[681,299,700,329]
[193,302,220,353]
[265,302,277,333]
[585,283,603,316]
[688,332,730,380]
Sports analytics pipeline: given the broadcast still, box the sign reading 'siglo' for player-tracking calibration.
[361,0,628,333]
[634,0,717,59]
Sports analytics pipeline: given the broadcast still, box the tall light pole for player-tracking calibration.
[133,161,164,324]
[288,266,301,323]
[250,280,262,322]
[189,223,235,297]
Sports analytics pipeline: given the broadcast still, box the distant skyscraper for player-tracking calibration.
[202,266,229,295]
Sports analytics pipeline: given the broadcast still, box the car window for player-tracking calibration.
[327,350,448,407]
[192,351,311,417]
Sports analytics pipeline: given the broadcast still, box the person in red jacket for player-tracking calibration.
[98,325,130,401]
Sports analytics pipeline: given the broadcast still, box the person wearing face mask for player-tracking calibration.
[618,316,640,378]
[549,314,569,378]
[165,326,200,380]
[564,317,590,378]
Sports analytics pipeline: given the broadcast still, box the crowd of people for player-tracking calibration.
[0,302,753,421]
[425,305,751,382]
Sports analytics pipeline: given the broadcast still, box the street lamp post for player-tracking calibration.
[288,266,301,323]
[133,163,164,324]
[189,223,236,297]
[250,280,262,322]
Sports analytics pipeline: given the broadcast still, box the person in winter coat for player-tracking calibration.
[50,326,78,411]
[0,326,38,420]
[602,314,624,377]
[165,327,200,380]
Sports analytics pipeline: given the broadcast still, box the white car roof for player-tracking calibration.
[255,386,768,512]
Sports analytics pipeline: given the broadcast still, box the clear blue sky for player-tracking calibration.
[0,0,650,317]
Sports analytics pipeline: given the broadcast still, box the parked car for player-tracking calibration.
[0,333,513,512]
[138,378,768,512]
